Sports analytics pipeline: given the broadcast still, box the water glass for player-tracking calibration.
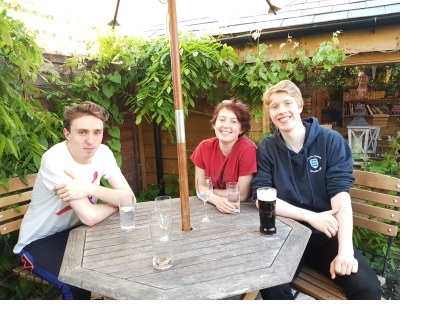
[119,195,136,231]
[226,182,240,213]
[150,212,174,270]
[155,195,172,217]
[155,195,172,241]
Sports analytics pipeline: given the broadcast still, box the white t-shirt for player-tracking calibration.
[13,141,120,253]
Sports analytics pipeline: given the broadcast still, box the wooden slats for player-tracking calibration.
[240,290,259,300]
[292,266,346,300]
[350,188,400,207]
[353,216,398,236]
[352,170,400,193]
[0,174,36,195]
[1,173,52,288]
[12,267,51,285]
[292,266,386,300]
[0,218,25,235]
[0,191,33,207]
[352,201,400,222]
[291,170,400,300]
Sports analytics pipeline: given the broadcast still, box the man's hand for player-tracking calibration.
[53,169,91,202]
[329,254,358,279]
[308,209,339,238]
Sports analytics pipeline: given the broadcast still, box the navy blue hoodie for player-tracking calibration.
[252,117,354,215]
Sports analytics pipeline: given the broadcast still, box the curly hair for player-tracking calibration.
[63,101,110,131]
[210,98,251,136]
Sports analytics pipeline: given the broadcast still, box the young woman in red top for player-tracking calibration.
[190,99,257,214]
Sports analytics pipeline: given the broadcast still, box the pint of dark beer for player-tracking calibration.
[257,187,277,235]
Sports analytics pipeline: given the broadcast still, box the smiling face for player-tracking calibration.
[357,71,368,87]
[268,92,303,133]
[63,114,105,164]
[213,107,243,144]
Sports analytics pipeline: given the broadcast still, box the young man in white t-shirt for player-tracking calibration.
[14,101,134,299]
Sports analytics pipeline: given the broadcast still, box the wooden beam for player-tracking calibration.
[234,25,400,65]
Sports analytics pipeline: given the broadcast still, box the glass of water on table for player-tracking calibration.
[119,195,136,231]
[226,182,240,213]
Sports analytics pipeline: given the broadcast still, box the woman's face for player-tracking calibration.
[213,108,243,143]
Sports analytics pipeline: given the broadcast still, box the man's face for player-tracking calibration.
[63,115,104,164]
[358,73,368,84]
[268,92,302,133]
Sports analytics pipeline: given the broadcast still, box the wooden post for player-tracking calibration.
[167,0,191,231]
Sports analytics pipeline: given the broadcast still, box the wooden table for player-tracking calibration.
[59,196,311,300]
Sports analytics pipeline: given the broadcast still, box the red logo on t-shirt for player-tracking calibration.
[55,205,72,215]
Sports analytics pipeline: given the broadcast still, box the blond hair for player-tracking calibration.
[263,80,304,109]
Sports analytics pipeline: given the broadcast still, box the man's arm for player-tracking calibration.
[329,192,358,279]
[54,169,134,226]
[263,198,340,237]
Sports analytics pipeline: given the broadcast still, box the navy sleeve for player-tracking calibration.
[325,131,355,197]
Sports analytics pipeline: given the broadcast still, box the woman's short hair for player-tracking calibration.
[211,98,251,136]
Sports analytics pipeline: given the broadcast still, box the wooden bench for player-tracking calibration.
[291,169,400,300]
[0,174,49,285]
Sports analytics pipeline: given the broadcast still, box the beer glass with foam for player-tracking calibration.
[256,187,277,235]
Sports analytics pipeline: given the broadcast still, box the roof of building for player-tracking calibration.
[4,0,400,56]
[144,0,400,42]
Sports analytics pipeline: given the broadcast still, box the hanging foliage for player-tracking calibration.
[227,30,347,120]
[0,1,62,189]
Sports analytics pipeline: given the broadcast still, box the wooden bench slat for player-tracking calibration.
[350,188,400,208]
[352,201,400,222]
[240,290,259,300]
[298,267,344,295]
[1,174,53,288]
[353,216,398,236]
[292,275,345,300]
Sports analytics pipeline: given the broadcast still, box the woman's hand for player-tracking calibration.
[210,195,237,214]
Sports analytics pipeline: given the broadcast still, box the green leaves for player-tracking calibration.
[0,4,63,186]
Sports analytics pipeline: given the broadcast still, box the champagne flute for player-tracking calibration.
[155,195,172,241]
[196,177,213,222]
[158,214,170,241]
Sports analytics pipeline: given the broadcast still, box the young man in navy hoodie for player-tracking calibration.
[252,80,381,300]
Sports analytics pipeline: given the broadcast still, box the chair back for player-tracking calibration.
[0,174,37,235]
[350,170,400,276]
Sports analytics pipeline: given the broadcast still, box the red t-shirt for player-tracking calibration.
[190,136,257,189]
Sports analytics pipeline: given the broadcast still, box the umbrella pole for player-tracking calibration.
[167,0,191,231]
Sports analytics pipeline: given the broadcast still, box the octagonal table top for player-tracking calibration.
[59,196,311,300]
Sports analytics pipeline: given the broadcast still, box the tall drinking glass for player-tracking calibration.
[119,195,136,231]
[226,182,240,213]
[155,195,172,241]
[257,187,277,235]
